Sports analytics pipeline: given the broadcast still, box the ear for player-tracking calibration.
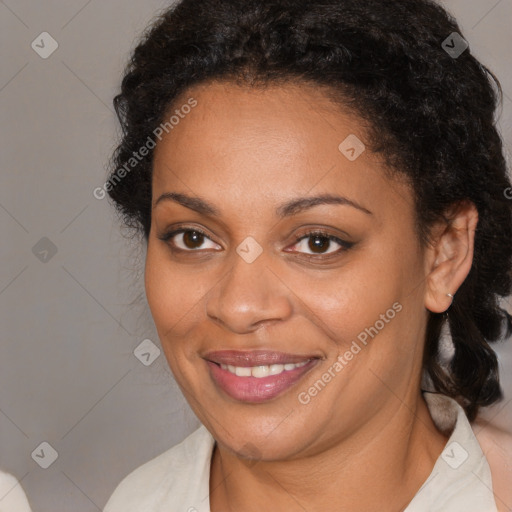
[424,200,479,313]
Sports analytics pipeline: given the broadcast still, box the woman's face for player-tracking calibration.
[146,80,431,460]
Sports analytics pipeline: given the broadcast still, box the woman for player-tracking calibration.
[103,0,512,510]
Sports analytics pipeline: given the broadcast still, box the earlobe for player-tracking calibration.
[424,201,478,313]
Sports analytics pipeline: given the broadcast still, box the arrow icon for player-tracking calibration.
[134,339,161,366]
[31,32,59,59]
[441,441,468,469]
[339,134,365,161]
[32,237,58,262]
[236,236,263,263]
[441,32,468,59]
[31,441,58,468]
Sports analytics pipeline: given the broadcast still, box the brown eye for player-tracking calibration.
[183,230,205,249]
[159,228,222,252]
[286,231,353,257]
[308,235,331,253]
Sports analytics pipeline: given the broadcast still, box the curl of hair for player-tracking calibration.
[107,0,512,420]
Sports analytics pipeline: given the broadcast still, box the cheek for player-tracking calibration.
[296,242,422,378]
[144,244,207,346]
[289,252,404,341]
[144,246,215,397]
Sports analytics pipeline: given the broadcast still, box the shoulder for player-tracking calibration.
[0,470,32,512]
[103,425,213,512]
[472,418,512,512]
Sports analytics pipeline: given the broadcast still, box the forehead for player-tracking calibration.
[155,80,357,158]
[151,80,412,218]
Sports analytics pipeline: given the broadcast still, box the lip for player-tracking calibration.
[204,350,320,403]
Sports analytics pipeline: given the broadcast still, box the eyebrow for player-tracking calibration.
[153,192,373,217]
[277,194,372,217]
[154,192,219,216]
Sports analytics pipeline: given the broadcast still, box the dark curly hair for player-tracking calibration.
[106,0,512,421]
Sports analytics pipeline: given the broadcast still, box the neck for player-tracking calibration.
[209,391,449,512]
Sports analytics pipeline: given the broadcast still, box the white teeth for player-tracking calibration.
[269,364,284,375]
[252,365,270,378]
[235,366,251,377]
[219,360,310,377]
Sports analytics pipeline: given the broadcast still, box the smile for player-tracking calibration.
[204,350,319,403]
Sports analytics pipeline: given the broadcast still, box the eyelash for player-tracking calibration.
[158,227,354,259]
[289,230,354,258]
[157,227,210,247]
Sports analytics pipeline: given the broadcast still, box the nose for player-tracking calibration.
[205,251,293,334]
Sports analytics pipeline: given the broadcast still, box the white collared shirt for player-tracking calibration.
[0,471,32,512]
[104,392,498,512]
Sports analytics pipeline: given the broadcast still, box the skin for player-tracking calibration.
[145,80,483,511]
[474,420,512,511]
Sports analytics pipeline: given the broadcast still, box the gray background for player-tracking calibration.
[1,1,511,510]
